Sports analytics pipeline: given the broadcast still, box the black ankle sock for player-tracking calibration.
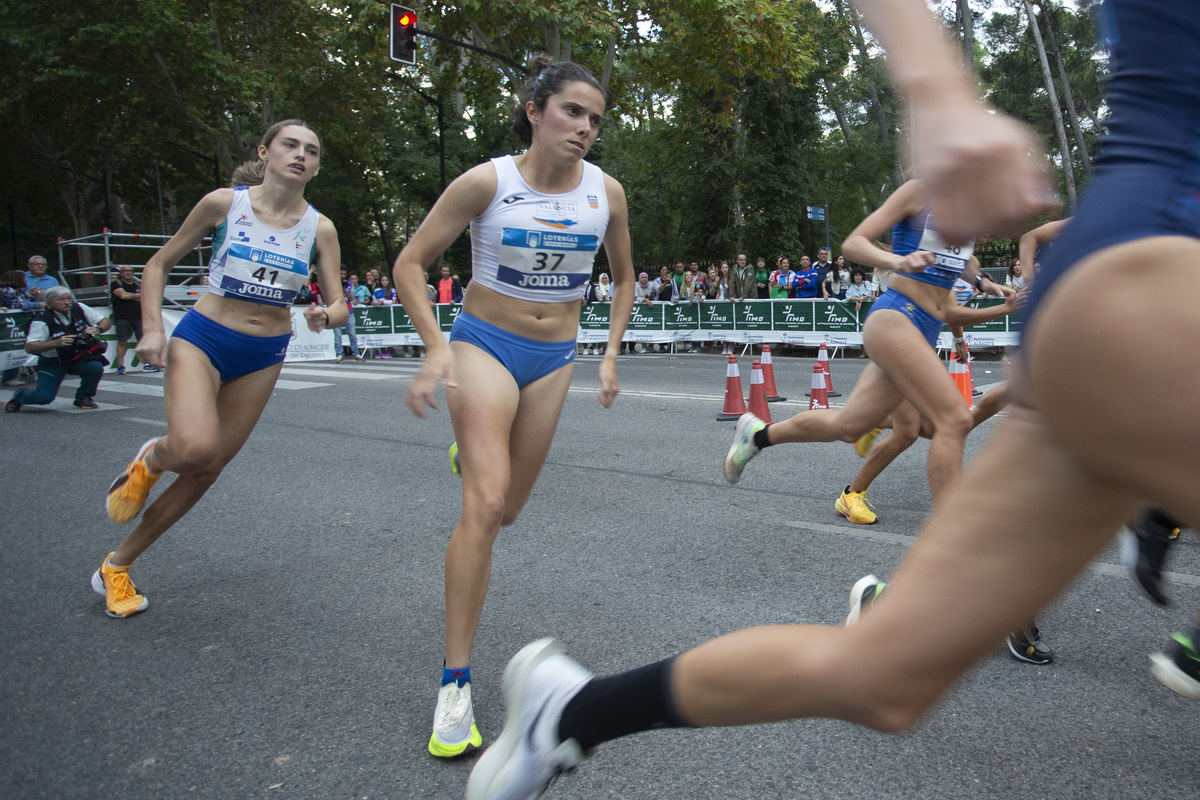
[557,657,692,751]
[753,425,773,450]
[1146,507,1182,537]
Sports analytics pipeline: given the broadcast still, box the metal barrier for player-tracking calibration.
[56,229,211,309]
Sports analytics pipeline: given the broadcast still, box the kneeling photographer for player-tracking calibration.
[5,286,111,412]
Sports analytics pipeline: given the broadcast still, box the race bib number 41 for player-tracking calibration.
[496,228,598,292]
[220,243,309,306]
[917,223,974,282]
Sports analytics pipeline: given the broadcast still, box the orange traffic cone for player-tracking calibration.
[761,345,786,402]
[808,363,829,410]
[717,355,748,420]
[748,360,773,423]
[949,353,973,409]
[818,342,840,397]
[964,343,982,397]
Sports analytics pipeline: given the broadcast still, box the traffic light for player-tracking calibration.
[390,4,418,65]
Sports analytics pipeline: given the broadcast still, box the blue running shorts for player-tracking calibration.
[867,288,943,347]
[171,308,290,382]
[449,311,576,388]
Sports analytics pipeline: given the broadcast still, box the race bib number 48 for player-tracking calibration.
[496,228,598,292]
[220,243,309,306]
[917,223,974,282]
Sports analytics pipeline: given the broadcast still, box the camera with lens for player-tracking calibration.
[57,330,106,363]
[72,332,100,353]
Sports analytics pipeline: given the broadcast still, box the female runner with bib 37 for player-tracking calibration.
[392,57,634,759]
[95,120,347,619]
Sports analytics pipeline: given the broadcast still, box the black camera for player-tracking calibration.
[72,332,100,353]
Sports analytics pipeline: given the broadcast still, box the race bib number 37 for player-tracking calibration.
[497,228,598,292]
[220,243,309,306]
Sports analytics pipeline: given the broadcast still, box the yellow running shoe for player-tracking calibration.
[90,552,149,618]
[835,486,877,524]
[106,438,162,523]
[449,442,461,479]
[854,427,883,458]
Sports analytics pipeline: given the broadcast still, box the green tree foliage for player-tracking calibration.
[0,1,1106,280]
[978,1,1106,206]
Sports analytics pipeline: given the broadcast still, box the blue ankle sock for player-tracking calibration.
[442,665,471,687]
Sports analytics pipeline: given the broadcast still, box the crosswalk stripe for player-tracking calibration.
[306,361,423,372]
[97,383,165,397]
[10,397,131,413]
[280,367,399,380]
[99,378,334,396]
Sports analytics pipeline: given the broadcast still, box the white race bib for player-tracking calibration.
[496,228,598,292]
[220,243,308,306]
[917,222,974,283]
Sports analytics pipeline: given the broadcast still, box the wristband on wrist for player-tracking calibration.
[323,311,329,327]
[974,274,985,291]
[953,336,965,344]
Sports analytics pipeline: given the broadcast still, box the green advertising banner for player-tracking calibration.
[663,303,699,331]
[814,301,859,333]
[329,299,1022,350]
[392,304,417,334]
[734,301,773,332]
[697,301,735,330]
[1,312,31,370]
[355,307,394,335]
[580,303,611,330]
[771,300,816,332]
[962,299,1008,333]
[436,303,463,332]
[625,303,664,332]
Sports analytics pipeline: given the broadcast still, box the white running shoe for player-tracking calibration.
[466,638,593,800]
[428,681,483,757]
[845,575,885,626]
[723,413,766,484]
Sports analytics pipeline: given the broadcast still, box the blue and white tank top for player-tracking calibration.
[952,277,975,306]
[207,187,320,307]
[469,155,610,303]
[891,206,974,290]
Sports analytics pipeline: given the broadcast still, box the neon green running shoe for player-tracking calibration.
[429,681,483,758]
[724,413,766,484]
[449,442,461,479]
[1150,633,1200,699]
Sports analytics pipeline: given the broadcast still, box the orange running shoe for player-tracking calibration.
[90,552,148,618]
[106,438,162,523]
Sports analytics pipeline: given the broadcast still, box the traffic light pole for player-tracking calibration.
[413,28,529,75]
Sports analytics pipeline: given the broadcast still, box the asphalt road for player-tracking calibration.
[3,351,1198,800]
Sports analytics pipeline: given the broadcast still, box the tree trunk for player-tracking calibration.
[836,0,903,191]
[599,34,617,94]
[1040,2,1092,175]
[957,0,975,82]
[1022,0,1077,210]
[820,77,853,144]
[371,202,394,269]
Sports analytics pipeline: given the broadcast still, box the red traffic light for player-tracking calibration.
[390,4,418,65]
